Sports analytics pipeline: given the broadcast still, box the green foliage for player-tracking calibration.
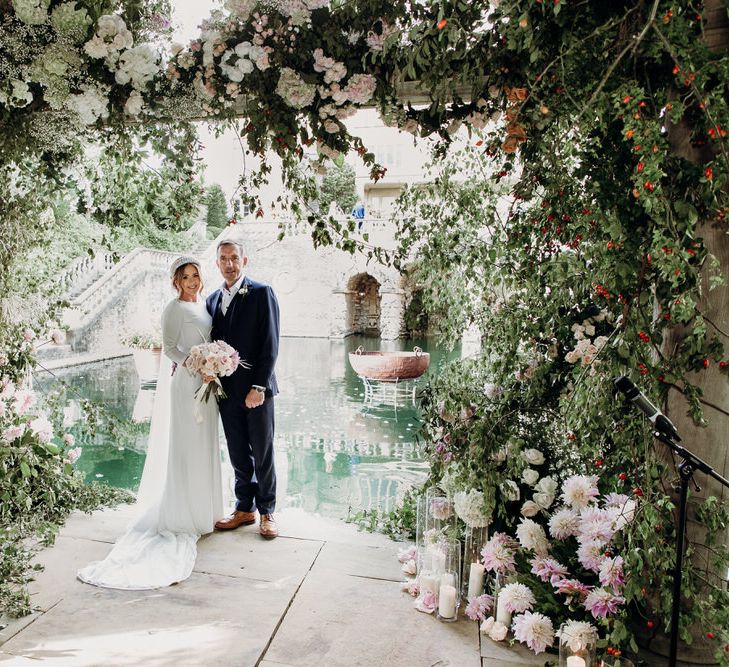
[203,183,229,238]
[347,488,419,541]
[0,328,133,618]
[317,162,357,215]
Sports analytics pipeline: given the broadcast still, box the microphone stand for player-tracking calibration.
[650,424,729,667]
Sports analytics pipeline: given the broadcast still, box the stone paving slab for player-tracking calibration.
[0,506,484,667]
[480,635,552,666]
[2,569,295,666]
[264,567,480,667]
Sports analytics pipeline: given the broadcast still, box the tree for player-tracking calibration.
[318,162,357,215]
[203,184,229,238]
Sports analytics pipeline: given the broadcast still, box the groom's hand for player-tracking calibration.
[245,388,265,409]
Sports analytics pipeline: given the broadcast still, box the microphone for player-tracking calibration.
[614,376,681,441]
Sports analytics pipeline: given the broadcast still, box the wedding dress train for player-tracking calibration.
[78,299,223,589]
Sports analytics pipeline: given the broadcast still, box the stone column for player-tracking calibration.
[379,290,405,340]
[329,290,351,338]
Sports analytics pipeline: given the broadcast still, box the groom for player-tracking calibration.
[207,239,281,539]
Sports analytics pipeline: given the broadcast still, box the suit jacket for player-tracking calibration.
[206,276,280,401]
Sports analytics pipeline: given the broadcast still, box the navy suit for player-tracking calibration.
[206,277,280,515]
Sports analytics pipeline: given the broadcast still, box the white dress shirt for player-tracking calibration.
[220,274,246,316]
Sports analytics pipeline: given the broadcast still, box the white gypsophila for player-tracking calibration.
[522,448,545,465]
[50,2,91,43]
[64,85,109,125]
[124,90,144,116]
[522,468,540,486]
[521,500,541,517]
[558,619,598,652]
[548,507,580,539]
[453,488,491,528]
[515,518,550,556]
[12,0,49,25]
[276,67,316,109]
[225,0,256,18]
[115,44,159,90]
[501,480,520,502]
[0,79,33,108]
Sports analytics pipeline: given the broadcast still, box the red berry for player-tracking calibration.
[707,632,715,639]
[595,459,603,467]
[634,487,644,497]
[436,18,447,29]
[703,359,710,369]
[720,361,727,369]
[705,167,713,181]
[618,472,627,481]
[647,620,655,629]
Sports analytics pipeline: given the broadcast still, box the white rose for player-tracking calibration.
[124,90,144,115]
[522,448,545,465]
[533,492,555,510]
[521,500,541,517]
[84,35,109,59]
[522,468,540,486]
[535,476,558,496]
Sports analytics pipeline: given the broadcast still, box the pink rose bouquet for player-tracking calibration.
[186,340,249,402]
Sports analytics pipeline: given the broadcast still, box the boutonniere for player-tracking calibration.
[238,284,249,298]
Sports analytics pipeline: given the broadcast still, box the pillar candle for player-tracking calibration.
[467,562,485,599]
[438,584,457,619]
[566,657,586,667]
[431,550,446,574]
[495,593,512,627]
[441,572,456,588]
[419,571,439,596]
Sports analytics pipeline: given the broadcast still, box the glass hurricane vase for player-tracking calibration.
[462,525,488,600]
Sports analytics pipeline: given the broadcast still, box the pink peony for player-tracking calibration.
[12,390,36,416]
[481,616,508,641]
[584,587,625,619]
[414,590,437,614]
[3,424,25,442]
[512,611,555,654]
[400,579,419,597]
[66,447,82,464]
[531,556,569,584]
[397,545,417,563]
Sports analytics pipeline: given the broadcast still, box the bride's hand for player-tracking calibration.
[202,374,215,384]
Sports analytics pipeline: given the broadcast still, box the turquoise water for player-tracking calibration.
[36,336,457,521]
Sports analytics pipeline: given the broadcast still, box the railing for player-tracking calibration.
[56,252,116,299]
[63,247,179,330]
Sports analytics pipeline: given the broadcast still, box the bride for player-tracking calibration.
[78,256,223,589]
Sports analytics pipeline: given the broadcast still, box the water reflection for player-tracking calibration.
[36,336,457,520]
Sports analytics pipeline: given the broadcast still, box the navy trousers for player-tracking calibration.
[218,397,276,515]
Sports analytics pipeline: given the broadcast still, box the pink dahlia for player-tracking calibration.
[584,587,625,619]
[553,578,593,604]
[531,556,569,584]
[512,610,555,654]
[598,555,625,593]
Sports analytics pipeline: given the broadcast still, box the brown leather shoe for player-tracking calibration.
[215,510,256,530]
[259,514,278,539]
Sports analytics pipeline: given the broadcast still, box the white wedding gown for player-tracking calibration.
[78,299,223,589]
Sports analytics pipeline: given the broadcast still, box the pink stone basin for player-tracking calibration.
[348,348,430,381]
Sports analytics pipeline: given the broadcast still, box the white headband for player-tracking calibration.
[169,256,201,278]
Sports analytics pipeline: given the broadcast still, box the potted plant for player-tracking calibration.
[120,328,162,385]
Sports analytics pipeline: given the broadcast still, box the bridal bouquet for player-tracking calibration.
[186,340,249,403]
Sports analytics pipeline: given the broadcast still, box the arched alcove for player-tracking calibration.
[346,273,381,337]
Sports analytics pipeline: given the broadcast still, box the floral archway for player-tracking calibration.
[2,0,729,664]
